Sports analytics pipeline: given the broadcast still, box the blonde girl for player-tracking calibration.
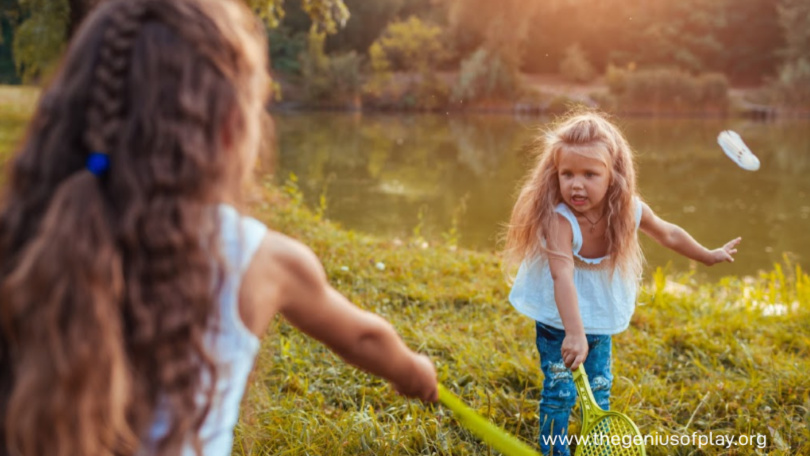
[0,1,436,455]
[504,112,740,455]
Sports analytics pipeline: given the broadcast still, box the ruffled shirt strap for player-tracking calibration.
[553,203,584,256]
[553,196,643,264]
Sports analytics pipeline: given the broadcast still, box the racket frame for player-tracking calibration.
[572,365,646,456]
[438,383,541,456]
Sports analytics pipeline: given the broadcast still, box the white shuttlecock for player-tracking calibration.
[717,130,760,171]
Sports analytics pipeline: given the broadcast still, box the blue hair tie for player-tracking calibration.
[86,152,110,175]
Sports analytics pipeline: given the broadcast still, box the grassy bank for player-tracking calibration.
[237,180,810,455]
[2,84,808,455]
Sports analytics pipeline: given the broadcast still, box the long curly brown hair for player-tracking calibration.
[0,0,269,455]
[504,111,643,280]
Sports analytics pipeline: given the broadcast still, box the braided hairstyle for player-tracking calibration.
[0,0,270,455]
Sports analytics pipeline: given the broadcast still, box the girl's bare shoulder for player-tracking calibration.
[237,229,328,335]
[248,229,326,293]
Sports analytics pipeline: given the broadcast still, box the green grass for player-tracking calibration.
[2,84,808,455]
[238,180,810,456]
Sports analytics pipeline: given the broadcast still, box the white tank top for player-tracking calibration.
[143,204,266,455]
[509,197,643,335]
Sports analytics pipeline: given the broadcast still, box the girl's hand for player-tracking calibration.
[561,333,589,370]
[707,237,741,265]
[393,353,438,403]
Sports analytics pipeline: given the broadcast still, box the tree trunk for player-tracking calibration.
[67,0,103,39]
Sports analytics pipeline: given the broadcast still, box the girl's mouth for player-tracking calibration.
[571,195,587,206]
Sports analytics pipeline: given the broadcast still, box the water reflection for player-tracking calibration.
[273,113,810,281]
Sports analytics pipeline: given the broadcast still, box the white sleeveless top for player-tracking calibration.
[143,204,267,455]
[508,198,642,335]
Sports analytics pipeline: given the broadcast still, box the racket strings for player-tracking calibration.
[577,417,643,456]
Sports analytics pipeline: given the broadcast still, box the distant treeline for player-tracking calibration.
[304,0,783,83]
[268,0,808,111]
[2,0,808,111]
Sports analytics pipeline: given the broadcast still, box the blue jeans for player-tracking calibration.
[535,322,613,456]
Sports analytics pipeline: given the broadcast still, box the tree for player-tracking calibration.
[717,0,783,83]
[0,0,23,82]
[364,16,450,109]
[325,0,435,55]
[12,0,68,82]
[777,0,810,62]
[369,16,446,73]
[439,0,541,71]
[5,0,349,83]
[772,0,810,105]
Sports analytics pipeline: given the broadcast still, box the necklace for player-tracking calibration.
[582,211,605,233]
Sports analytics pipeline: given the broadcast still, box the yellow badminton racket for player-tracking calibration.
[572,366,646,456]
[438,383,540,456]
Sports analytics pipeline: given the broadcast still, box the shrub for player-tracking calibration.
[559,44,596,83]
[452,48,520,103]
[362,17,451,110]
[300,29,364,106]
[606,66,729,114]
[369,16,448,74]
[771,58,810,107]
[697,72,730,109]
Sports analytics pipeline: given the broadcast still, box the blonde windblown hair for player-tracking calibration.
[504,111,643,279]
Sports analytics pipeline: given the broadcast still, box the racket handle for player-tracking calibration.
[572,365,587,381]
[438,383,541,456]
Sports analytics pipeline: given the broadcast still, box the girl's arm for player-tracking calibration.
[638,202,741,266]
[239,231,438,403]
[547,213,589,370]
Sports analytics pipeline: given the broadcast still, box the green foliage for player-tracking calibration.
[246,0,349,33]
[772,58,810,107]
[300,28,363,105]
[768,0,810,108]
[717,0,783,83]
[0,5,21,84]
[361,42,396,104]
[452,47,519,103]
[0,0,349,83]
[12,0,68,82]
[441,0,540,71]
[777,0,810,62]
[325,0,435,56]
[635,0,726,73]
[559,43,595,83]
[362,16,450,110]
[607,66,729,114]
[268,25,308,74]
[369,16,447,73]
[522,0,782,83]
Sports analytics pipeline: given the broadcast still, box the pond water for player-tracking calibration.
[273,112,810,281]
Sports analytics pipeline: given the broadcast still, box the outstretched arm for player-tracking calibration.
[638,202,741,266]
[242,231,438,402]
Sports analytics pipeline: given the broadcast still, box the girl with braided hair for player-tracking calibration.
[0,0,437,455]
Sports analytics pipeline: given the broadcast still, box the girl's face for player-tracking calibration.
[557,147,611,214]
